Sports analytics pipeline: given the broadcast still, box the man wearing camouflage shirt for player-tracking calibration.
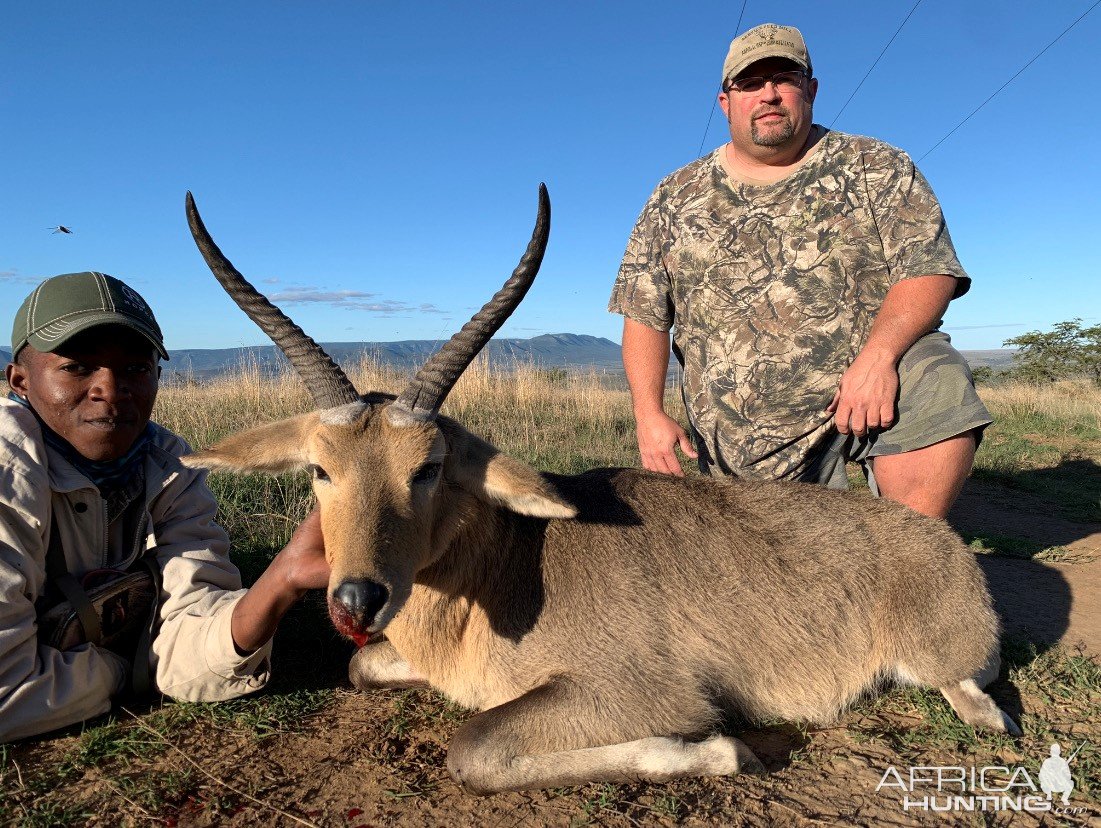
[608,23,991,519]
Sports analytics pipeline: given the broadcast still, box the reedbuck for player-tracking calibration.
[183,187,1019,794]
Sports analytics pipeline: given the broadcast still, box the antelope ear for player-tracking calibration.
[182,411,321,473]
[439,419,576,519]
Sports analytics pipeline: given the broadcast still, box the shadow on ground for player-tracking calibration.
[972,457,1101,525]
[949,474,1101,655]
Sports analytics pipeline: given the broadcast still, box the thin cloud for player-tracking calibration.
[269,286,445,316]
[261,277,280,284]
[947,323,1027,331]
[0,268,42,285]
[271,288,377,304]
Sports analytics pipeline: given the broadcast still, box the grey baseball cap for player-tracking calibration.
[722,23,812,87]
[11,271,168,360]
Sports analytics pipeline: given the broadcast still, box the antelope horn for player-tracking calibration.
[186,192,361,410]
[394,183,550,418]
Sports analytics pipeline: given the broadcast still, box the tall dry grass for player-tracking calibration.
[152,354,648,564]
[9,358,1097,546]
[977,378,1101,432]
[154,352,643,473]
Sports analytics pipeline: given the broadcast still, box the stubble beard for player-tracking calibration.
[750,116,795,147]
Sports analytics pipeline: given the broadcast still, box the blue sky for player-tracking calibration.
[3,1,1098,352]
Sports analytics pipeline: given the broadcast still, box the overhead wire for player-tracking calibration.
[828,0,923,128]
[696,0,749,157]
[693,0,1099,166]
[918,0,1101,162]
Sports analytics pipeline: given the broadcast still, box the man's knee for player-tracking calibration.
[870,430,978,517]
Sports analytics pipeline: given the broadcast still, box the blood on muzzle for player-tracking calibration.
[332,579,389,628]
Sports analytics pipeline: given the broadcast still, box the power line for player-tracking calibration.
[828,0,923,128]
[697,0,749,157]
[918,0,1101,162]
[695,98,720,160]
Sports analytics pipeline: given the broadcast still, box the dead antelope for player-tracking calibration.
[182,187,1019,794]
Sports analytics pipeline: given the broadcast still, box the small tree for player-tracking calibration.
[970,365,996,386]
[1003,318,1101,385]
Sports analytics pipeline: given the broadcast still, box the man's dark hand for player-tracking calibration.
[230,508,329,654]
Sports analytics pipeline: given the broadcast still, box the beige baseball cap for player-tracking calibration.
[721,23,812,88]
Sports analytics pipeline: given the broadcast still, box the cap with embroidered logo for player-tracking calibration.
[721,23,812,88]
[11,272,168,360]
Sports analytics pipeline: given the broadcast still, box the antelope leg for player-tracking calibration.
[446,681,764,794]
[348,639,427,690]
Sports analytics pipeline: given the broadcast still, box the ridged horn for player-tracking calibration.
[394,183,550,418]
[186,192,361,410]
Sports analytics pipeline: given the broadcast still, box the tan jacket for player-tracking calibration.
[0,398,271,742]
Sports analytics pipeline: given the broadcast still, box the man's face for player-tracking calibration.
[6,326,159,462]
[719,57,817,151]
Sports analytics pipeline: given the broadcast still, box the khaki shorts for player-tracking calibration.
[801,331,992,495]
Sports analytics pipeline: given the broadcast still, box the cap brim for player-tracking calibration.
[725,53,809,85]
[27,312,169,360]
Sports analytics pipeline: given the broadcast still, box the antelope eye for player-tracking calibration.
[309,464,330,482]
[412,462,442,485]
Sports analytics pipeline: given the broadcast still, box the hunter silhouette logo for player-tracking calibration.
[1039,742,1082,806]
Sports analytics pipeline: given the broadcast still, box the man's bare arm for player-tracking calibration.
[622,317,697,476]
[230,508,329,654]
[827,274,958,436]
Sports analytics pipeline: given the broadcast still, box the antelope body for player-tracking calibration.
[182,188,1019,794]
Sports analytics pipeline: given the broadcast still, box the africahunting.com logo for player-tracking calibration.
[876,742,1092,815]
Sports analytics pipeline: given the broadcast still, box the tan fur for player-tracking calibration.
[186,411,320,473]
[184,401,1020,793]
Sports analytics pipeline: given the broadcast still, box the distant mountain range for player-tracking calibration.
[163,333,624,379]
[0,336,1018,378]
[954,349,1017,369]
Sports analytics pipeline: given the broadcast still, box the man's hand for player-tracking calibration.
[826,348,899,436]
[636,410,698,477]
[621,318,698,477]
[270,508,330,595]
[826,274,957,437]
[230,508,330,654]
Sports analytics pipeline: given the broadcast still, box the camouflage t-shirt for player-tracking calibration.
[608,128,969,479]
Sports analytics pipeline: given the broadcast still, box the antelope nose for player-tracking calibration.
[333,579,389,627]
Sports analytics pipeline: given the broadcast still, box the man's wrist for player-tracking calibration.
[633,404,669,422]
[857,341,903,366]
[264,551,310,607]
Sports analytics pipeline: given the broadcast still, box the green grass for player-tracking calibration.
[649,792,683,819]
[851,682,1017,759]
[203,470,314,578]
[4,800,91,828]
[1006,640,1101,713]
[173,687,335,739]
[973,383,1101,523]
[961,531,1095,563]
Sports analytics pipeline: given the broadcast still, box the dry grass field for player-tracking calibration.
[2,361,1099,827]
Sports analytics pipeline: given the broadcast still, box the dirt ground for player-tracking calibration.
[948,479,1101,656]
[4,478,1099,827]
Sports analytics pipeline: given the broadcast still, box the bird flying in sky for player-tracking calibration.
[49,225,73,234]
